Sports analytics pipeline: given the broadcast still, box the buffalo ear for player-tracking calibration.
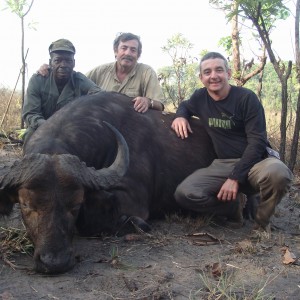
[0,189,18,216]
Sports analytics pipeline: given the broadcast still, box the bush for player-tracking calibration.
[0,86,22,134]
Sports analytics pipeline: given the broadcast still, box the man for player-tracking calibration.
[86,32,165,113]
[171,52,293,229]
[22,39,101,144]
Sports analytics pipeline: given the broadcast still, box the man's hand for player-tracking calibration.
[37,64,50,77]
[171,117,193,139]
[132,97,151,113]
[217,178,239,201]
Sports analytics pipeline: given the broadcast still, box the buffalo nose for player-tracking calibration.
[37,250,75,274]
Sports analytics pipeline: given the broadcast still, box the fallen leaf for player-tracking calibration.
[211,262,222,278]
[123,233,143,242]
[0,291,14,300]
[186,232,222,246]
[280,246,289,254]
[237,239,253,250]
[283,248,297,265]
[234,239,255,253]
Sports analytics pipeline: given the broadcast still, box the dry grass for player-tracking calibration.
[165,212,213,234]
[0,86,22,135]
[0,226,34,270]
[190,263,278,300]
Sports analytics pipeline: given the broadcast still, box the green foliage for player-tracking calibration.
[161,33,194,55]
[27,20,38,31]
[199,49,209,58]
[210,0,290,33]
[243,61,299,113]
[160,33,201,109]
[3,0,36,29]
[159,63,201,109]
[238,0,290,32]
[218,36,233,56]
[244,63,280,107]
[4,0,31,17]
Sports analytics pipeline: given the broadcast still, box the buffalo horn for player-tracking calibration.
[74,122,129,189]
[0,154,47,188]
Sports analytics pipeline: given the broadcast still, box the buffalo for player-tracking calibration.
[0,91,216,274]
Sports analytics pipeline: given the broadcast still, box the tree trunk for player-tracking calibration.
[244,6,292,162]
[21,16,25,129]
[288,0,300,171]
[256,70,264,101]
[279,79,289,161]
[289,92,300,170]
[231,1,241,85]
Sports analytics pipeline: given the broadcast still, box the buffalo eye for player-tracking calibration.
[20,201,34,210]
[21,202,28,208]
[18,189,37,211]
[70,204,81,216]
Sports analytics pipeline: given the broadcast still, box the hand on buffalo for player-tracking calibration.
[171,117,193,139]
[37,64,50,77]
[132,96,151,113]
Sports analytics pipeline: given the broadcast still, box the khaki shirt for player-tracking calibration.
[86,62,165,103]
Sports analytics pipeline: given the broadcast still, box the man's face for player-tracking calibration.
[50,52,75,81]
[114,39,139,70]
[199,58,231,94]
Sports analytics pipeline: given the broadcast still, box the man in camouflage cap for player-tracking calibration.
[22,38,101,144]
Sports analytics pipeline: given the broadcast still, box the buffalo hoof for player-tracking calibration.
[116,215,151,236]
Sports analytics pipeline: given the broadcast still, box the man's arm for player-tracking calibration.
[218,95,267,201]
[22,75,47,130]
[140,67,165,111]
[228,92,268,184]
[171,99,196,138]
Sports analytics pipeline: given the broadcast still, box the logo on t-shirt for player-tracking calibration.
[208,113,235,129]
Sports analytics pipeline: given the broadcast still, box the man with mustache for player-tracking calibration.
[22,39,101,144]
[171,52,293,230]
[86,32,165,113]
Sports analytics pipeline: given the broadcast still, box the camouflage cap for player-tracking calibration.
[48,39,76,54]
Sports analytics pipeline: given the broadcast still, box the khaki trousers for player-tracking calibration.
[174,158,293,227]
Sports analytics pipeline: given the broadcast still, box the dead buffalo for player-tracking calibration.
[0,91,216,274]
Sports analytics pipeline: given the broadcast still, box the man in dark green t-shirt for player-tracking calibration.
[171,52,293,230]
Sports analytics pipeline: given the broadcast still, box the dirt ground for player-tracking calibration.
[0,144,299,300]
